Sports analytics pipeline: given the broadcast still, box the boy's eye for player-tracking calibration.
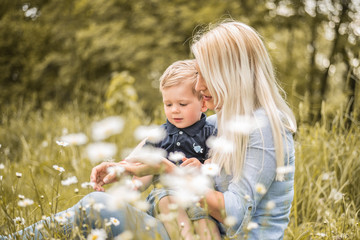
[165,104,172,107]
[180,103,188,107]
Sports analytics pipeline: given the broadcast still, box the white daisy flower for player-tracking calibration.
[107,165,125,177]
[16,172,22,178]
[53,165,65,173]
[56,140,69,147]
[59,133,88,146]
[247,222,259,231]
[266,201,276,210]
[86,142,117,164]
[255,183,266,195]
[224,216,237,227]
[109,217,120,226]
[18,198,34,207]
[226,115,264,134]
[201,163,219,176]
[13,217,25,225]
[107,185,141,210]
[61,176,78,186]
[54,215,68,224]
[81,182,95,189]
[134,125,166,144]
[0,163,4,169]
[87,228,107,240]
[125,146,166,165]
[92,116,125,141]
[206,136,234,153]
[168,151,185,163]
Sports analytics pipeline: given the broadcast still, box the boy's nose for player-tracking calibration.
[171,105,180,113]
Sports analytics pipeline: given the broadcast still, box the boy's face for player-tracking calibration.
[162,79,207,129]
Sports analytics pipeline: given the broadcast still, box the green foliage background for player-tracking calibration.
[0,0,359,239]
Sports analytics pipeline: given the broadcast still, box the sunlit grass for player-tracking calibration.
[0,100,359,239]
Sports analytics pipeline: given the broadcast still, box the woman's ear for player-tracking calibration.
[201,99,208,113]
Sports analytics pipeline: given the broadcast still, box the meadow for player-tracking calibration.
[0,98,359,240]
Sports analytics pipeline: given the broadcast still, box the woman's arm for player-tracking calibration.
[201,189,225,223]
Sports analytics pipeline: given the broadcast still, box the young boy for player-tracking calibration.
[134,59,221,240]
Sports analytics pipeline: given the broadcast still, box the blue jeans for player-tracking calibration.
[3,192,170,239]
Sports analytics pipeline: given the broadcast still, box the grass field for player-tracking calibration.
[0,100,359,239]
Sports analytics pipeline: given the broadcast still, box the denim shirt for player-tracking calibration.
[207,109,295,240]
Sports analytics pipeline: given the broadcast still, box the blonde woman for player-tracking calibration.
[92,20,297,239]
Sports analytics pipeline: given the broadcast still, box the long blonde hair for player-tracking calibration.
[191,20,297,182]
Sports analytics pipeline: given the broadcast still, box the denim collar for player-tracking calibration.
[166,113,206,137]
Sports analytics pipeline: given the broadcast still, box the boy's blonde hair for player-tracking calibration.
[159,59,201,99]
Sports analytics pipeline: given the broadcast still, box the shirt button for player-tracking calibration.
[176,142,181,146]
[179,131,183,135]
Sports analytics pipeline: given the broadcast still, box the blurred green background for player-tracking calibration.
[1,0,359,123]
[1,1,360,239]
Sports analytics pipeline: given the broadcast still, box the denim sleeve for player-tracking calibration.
[223,116,278,236]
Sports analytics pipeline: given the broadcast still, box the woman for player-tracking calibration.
[3,20,296,240]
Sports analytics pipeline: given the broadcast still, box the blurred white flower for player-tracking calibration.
[161,168,211,208]
[107,185,141,210]
[56,140,69,147]
[206,136,234,154]
[36,223,44,230]
[54,215,68,224]
[63,211,74,218]
[93,203,105,212]
[0,163,4,169]
[61,176,78,186]
[125,146,166,165]
[134,125,166,143]
[168,151,185,163]
[276,165,294,175]
[125,178,143,190]
[0,175,2,181]
[41,140,48,148]
[18,194,25,199]
[329,188,343,202]
[247,222,259,231]
[316,232,326,237]
[13,217,25,225]
[201,163,219,176]
[107,165,125,177]
[59,133,88,146]
[224,216,237,227]
[244,195,251,201]
[86,142,117,164]
[266,201,276,210]
[81,182,95,189]
[16,172,22,178]
[18,198,34,207]
[255,183,266,195]
[226,115,264,134]
[276,165,295,181]
[87,228,107,240]
[157,212,177,222]
[53,165,65,173]
[92,116,125,141]
[134,200,150,211]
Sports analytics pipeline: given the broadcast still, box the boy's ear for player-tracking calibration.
[201,99,208,113]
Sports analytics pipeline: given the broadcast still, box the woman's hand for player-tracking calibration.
[180,157,202,168]
[90,162,121,191]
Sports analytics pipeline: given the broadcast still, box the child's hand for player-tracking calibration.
[180,157,202,168]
